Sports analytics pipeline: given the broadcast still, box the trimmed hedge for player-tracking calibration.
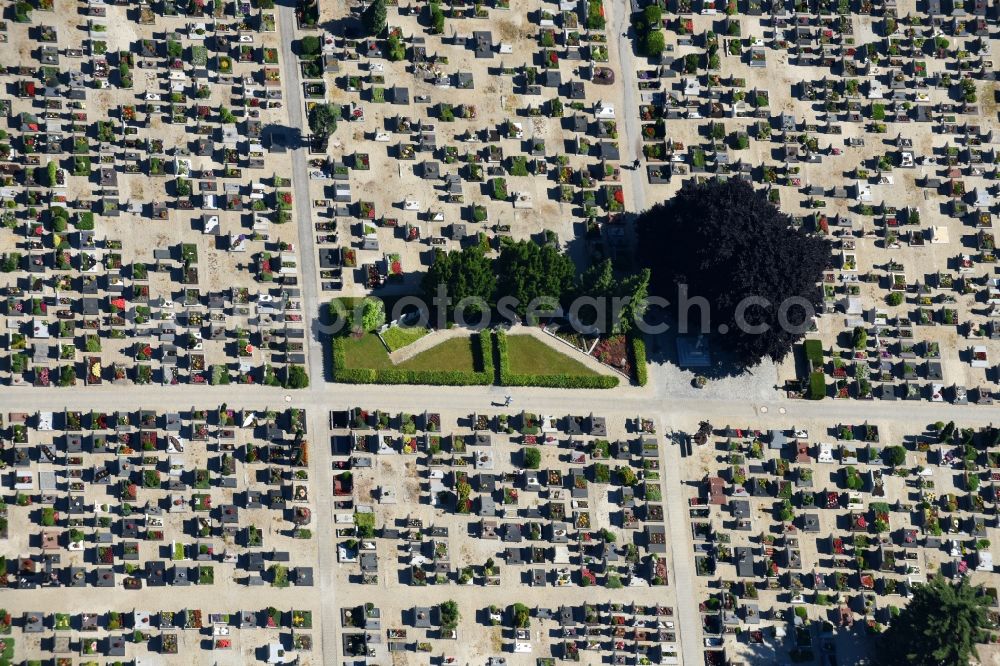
[630,335,648,386]
[495,329,619,389]
[803,339,824,369]
[808,371,826,400]
[331,332,493,386]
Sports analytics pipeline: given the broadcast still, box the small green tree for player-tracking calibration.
[882,445,906,467]
[362,0,387,36]
[386,33,406,61]
[300,35,321,56]
[359,297,385,332]
[644,30,665,57]
[285,365,309,389]
[439,600,460,630]
[617,466,637,486]
[511,603,530,628]
[47,160,58,187]
[308,103,339,139]
[852,326,868,350]
[429,1,445,33]
[523,447,541,470]
[14,1,32,22]
[60,365,77,386]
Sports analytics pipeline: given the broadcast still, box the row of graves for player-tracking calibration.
[340,599,681,664]
[326,408,682,662]
[799,301,1000,403]
[0,2,310,386]
[0,607,314,662]
[635,0,997,179]
[0,406,316,662]
[0,280,306,387]
[625,0,1000,401]
[685,421,1000,665]
[298,0,634,295]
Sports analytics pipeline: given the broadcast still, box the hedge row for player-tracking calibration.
[331,333,493,386]
[630,336,648,386]
[475,330,495,379]
[495,328,511,377]
[495,329,619,389]
[803,339,824,368]
[808,371,826,400]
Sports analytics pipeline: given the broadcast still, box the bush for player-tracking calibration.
[887,291,903,306]
[644,30,665,57]
[300,35,321,56]
[512,603,531,628]
[14,1,32,21]
[285,365,310,389]
[359,297,385,333]
[386,33,406,61]
[429,1,445,33]
[439,600,460,630]
[210,364,230,385]
[308,103,339,139]
[523,447,541,469]
[882,445,906,467]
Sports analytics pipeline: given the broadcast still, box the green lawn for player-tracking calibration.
[506,335,600,377]
[401,337,476,372]
[340,334,478,372]
[341,333,394,370]
[380,326,429,352]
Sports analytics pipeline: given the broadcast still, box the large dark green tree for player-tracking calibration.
[494,239,575,317]
[878,575,990,666]
[422,245,496,317]
[362,0,387,36]
[636,178,830,368]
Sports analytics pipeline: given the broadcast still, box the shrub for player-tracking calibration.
[300,35,321,56]
[644,30,665,57]
[359,297,385,333]
[523,447,541,469]
[285,365,309,389]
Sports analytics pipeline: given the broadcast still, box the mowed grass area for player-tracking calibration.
[399,337,476,372]
[340,333,479,372]
[380,325,429,352]
[506,334,600,377]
